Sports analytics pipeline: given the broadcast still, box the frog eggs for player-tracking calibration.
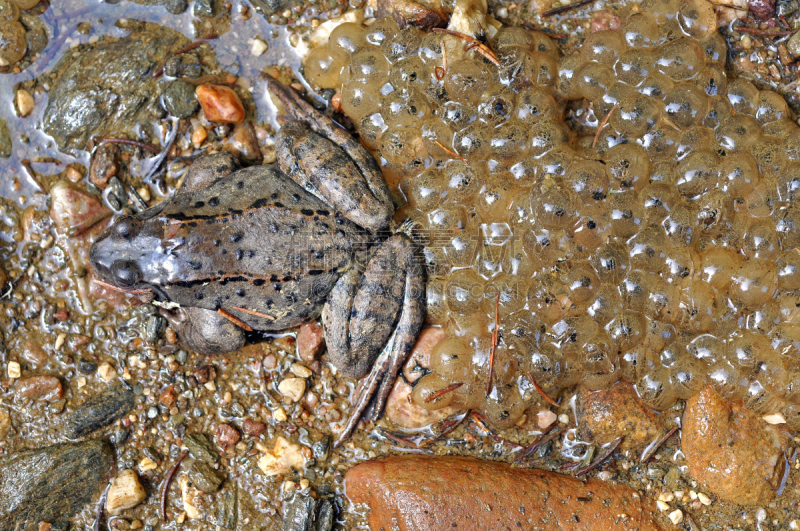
[306,0,800,430]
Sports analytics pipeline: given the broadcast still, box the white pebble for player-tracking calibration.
[278,377,306,402]
[697,492,711,505]
[273,407,288,422]
[106,469,147,515]
[668,509,683,525]
[656,500,670,512]
[54,332,66,351]
[250,37,268,56]
[756,508,767,523]
[15,89,34,118]
[762,412,786,424]
[290,363,313,378]
[537,410,557,428]
[558,413,569,424]
[7,361,21,379]
[789,519,799,530]
[98,362,117,382]
[658,492,675,502]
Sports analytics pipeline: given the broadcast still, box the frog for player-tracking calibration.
[89,79,426,444]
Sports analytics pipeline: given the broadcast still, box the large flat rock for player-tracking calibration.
[0,440,114,530]
[345,456,665,531]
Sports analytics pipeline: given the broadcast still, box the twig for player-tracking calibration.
[592,103,617,149]
[378,428,422,448]
[486,292,500,396]
[95,137,159,153]
[91,278,153,295]
[231,306,276,321]
[542,0,595,17]
[780,15,791,30]
[161,450,188,521]
[640,426,679,462]
[431,28,501,66]
[521,22,568,38]
[434,140,467,162]
[153,37,217,77]
[93,483,110,531]
[575,436,624,476]
[424,382,464,403]
[527,372,559,407]
[218,308,253,331]
[516,425,566,462]
[734,25,793,37]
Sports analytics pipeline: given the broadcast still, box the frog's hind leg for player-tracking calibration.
[177,152,239,195]
[267,78,394,232]
[322,234,426,447]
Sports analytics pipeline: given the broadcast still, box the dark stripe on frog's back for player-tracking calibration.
[157,165,369,329]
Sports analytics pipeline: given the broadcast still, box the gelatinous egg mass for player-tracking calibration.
[305,0,800,430]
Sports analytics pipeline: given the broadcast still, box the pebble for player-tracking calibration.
[162,80,199,119]
[186,459,223,493]
[296,321,325,362]
[243,419,267,435]
[250,36,268,55]
[97,362,117,382]
[15,88,33,117]
[279,377,306,402]
[213,423,241,448]
[274,407,288,422]
[7,360,20,379]
[0,407,12,439]
[346,456,664,530]
[179,475,202,519]
[138,457,158,472]
[290,363,312,378]
[537,409,558,429]
[63,383,136,439]
[14,375,63,402]
[257,436,307,476]
[0,441,113,529]
[191,124,208,147]
[667,509,683,525]
[682,386,791,505]
[195,84,245,123]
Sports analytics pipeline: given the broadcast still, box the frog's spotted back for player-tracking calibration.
[306,0,800,429]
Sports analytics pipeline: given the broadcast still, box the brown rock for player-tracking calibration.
[591,10,621,32]
[748,0,775,18]
[213,424,240,448]
[89,143,119,189]
[376,0,448,30]
[576,381,663,451]
[296,321,325,363]
[386,327,459,429]
[20,340,48,367]
[14,376,63,402]
[242,419,266,436]
[345,456,665,531]
[223,121,262,164]
[0,407,12,439]
[194,364,217,385]
[159,385,177,409]
[196,84,245,123]
[683,387,791,505]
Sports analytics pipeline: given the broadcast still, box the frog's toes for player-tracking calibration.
[170,306,246,355]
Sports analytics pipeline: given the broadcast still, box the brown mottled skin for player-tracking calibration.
[345,456,666,531]
[89,80,426,444]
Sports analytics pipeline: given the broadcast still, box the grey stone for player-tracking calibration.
[217,485,238,529]
[283,495,335,531]
[187,459,224,493]
[63,383,135,439]
[184,433,219,464]
[0,117,11,158]
[0,440,113,530]
[162,80,199,120]
[251,0,287,15]
[788,30,800,59]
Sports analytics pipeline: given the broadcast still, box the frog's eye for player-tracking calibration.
[112,260,142,288]
[114,216,140,240]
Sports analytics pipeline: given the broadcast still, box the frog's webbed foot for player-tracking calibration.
[323,234,426,447]
[164,306,246,355]
[178,152,239,195]
[267,78,394,232]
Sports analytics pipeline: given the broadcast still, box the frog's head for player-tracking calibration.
[90,214,166,292]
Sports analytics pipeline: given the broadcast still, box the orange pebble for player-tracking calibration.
[195,84,245,123]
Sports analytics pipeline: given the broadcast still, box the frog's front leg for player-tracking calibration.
[267,78,394,232]
[165,306,247,355]
[323,234,426,446]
